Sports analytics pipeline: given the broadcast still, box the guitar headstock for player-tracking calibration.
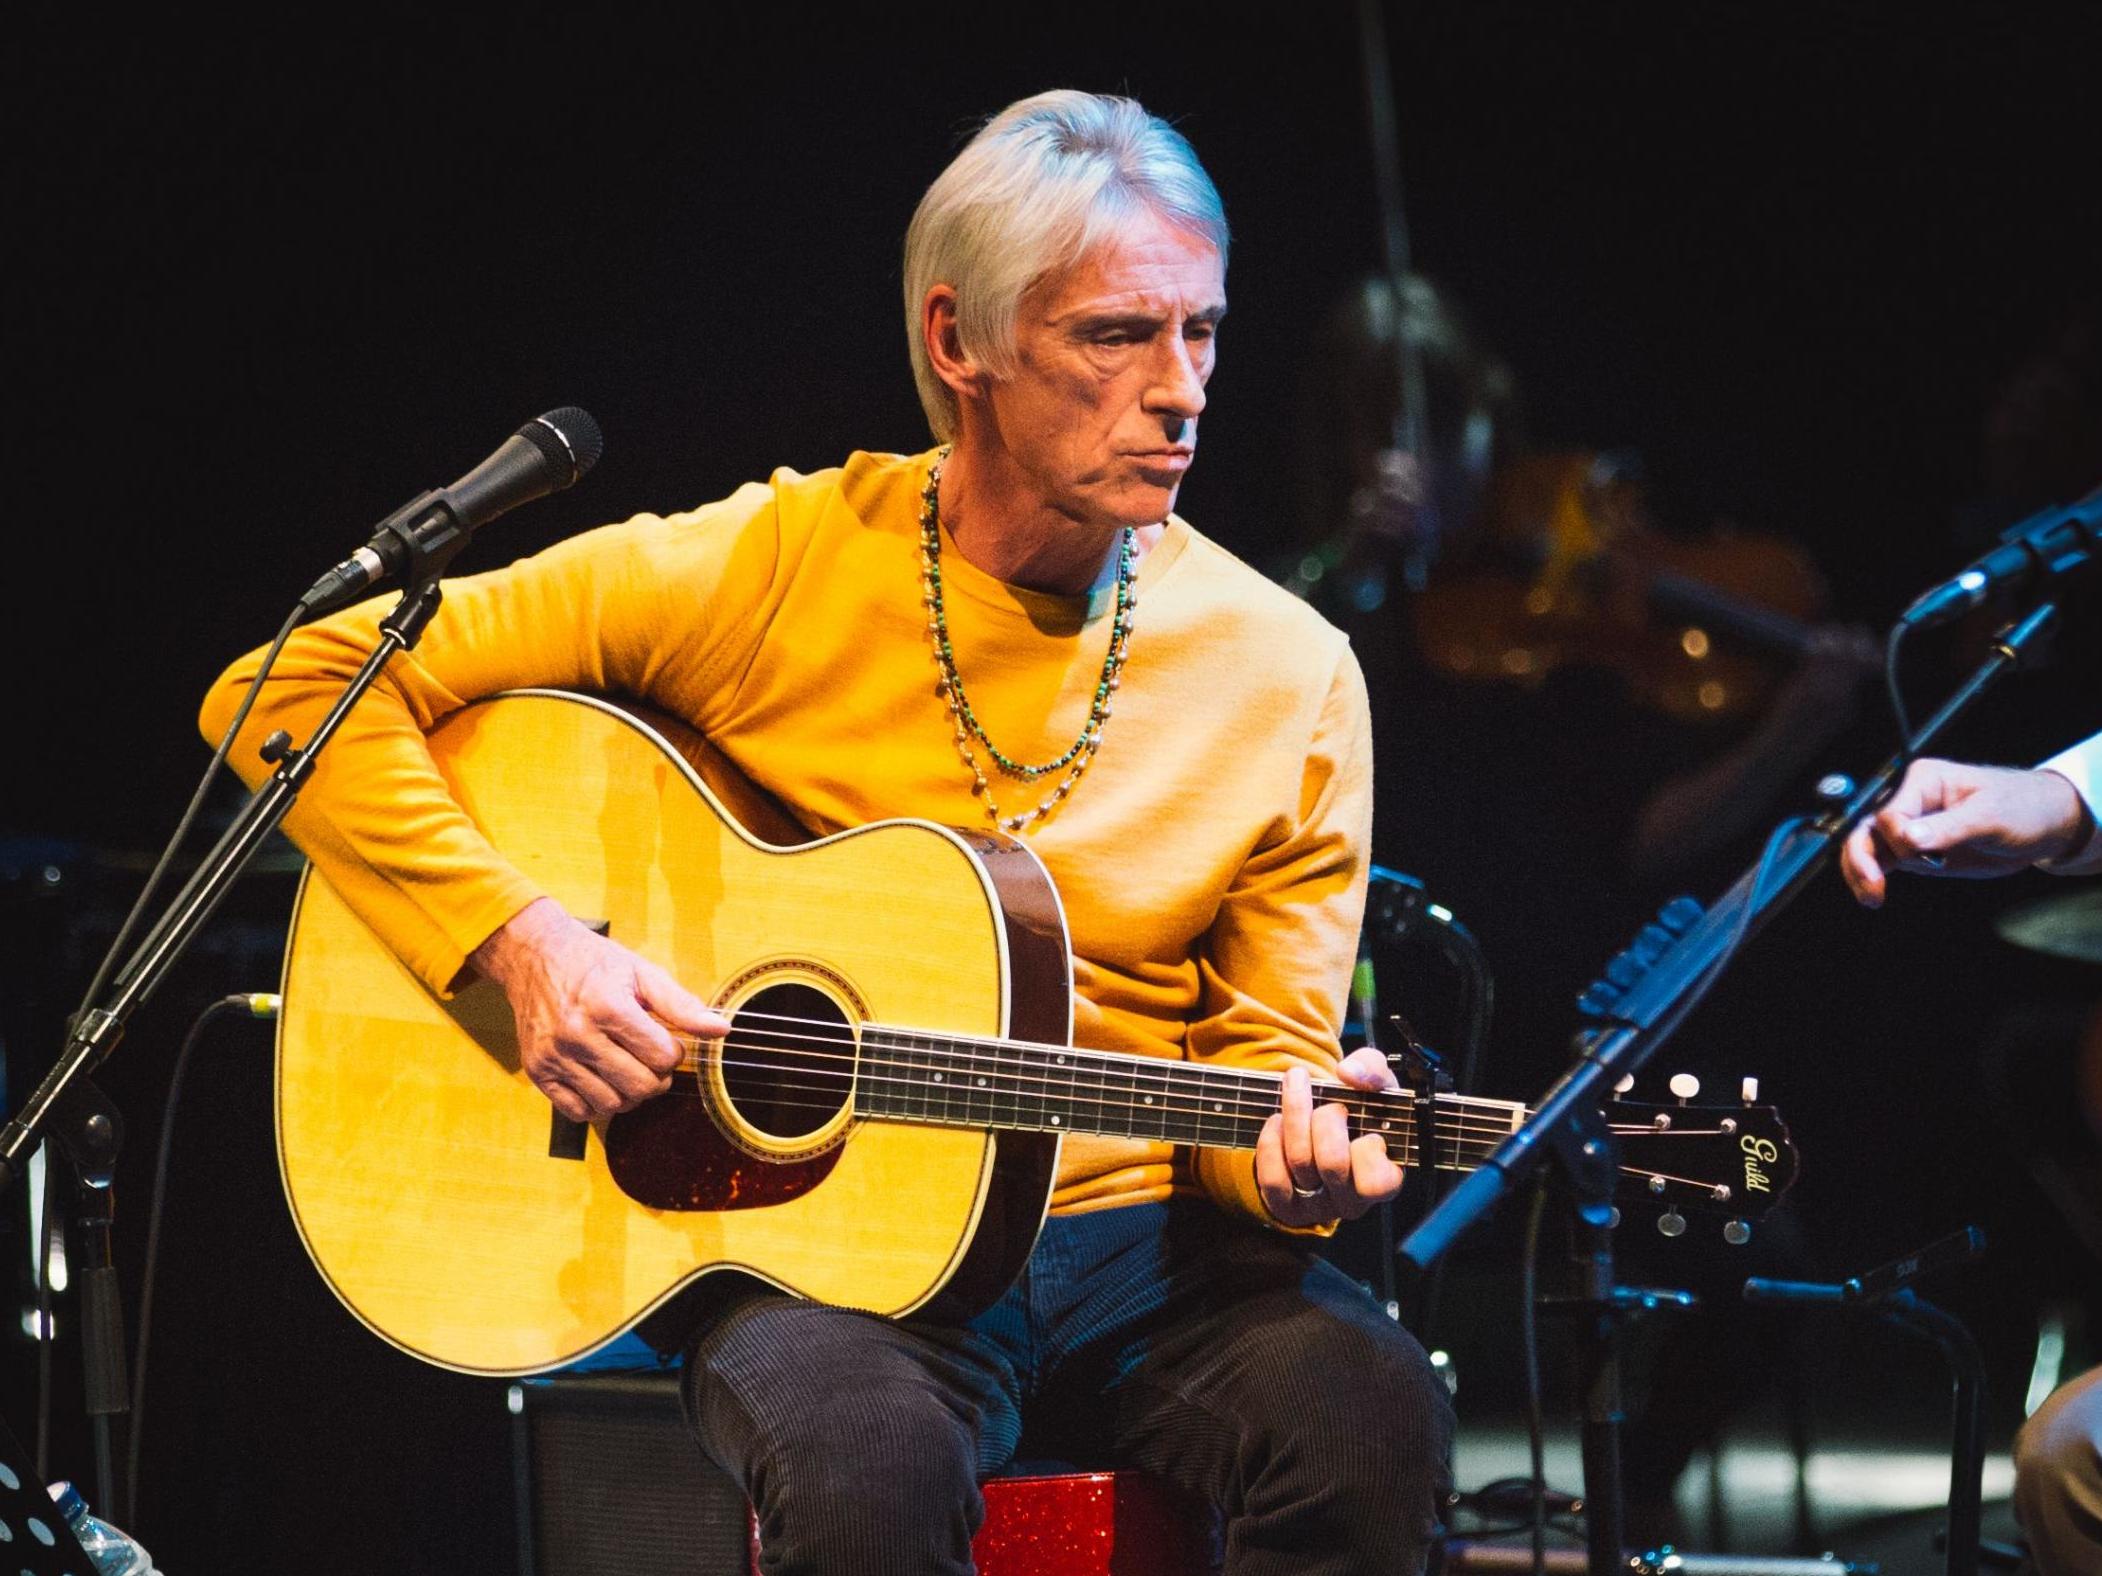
[1605,1075,1798,1243]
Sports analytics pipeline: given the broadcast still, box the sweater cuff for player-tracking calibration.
[415,876,549,998]
[1192,1146,1337,1239]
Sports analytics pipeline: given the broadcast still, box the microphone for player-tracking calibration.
[1899,487,2100,629]
[300,407,604,615]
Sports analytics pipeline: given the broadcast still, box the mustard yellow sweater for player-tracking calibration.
[200,449,1372,1227]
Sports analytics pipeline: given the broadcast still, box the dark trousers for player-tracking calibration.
[681,1201,1456,1575]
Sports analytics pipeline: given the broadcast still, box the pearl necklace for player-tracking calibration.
[918,451,1138,833]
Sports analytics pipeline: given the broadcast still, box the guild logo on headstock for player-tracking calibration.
[1740,1134,1778,1193]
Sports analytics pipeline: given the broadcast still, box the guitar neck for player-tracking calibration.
[853,1026,1522,1171]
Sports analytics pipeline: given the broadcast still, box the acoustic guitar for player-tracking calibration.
[274,690,1797,1375]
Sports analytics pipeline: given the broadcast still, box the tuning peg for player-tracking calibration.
[1723,1219,1752,1246]
[1576,982,1622,1019]
[1669,1073,1700,1105]
[1657,896,1704,934]
[1740,1076,1760,1105]
[1604,951,1646,989]
[1613,1073,1636,1095]
[1657,1209,1687,1238]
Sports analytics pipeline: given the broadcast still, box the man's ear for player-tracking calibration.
[922,285,987,402]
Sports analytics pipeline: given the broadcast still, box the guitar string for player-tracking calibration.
[723,1004,1552,1104]
[681,1063,1521,1151]
[631,1068,1747,1183]
[672,1018,1755,1149]
[685,1039,1524,1144]
[684,1066,1515,1150]
[686,1041,1736,1151]
[645,1046,1752,1156]
[663,1066,1746,1153]
[694,1009,1531,1136]
[689,1093,1498,1165]
[591,1073,1741,1190]
[712,1007,1767,1141]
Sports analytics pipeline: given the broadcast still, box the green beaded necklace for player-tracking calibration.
[919,449,1139,834]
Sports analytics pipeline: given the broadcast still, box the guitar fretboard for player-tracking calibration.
[853,1027,1521,1171]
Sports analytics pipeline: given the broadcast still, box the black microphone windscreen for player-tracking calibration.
[522,407,604,485]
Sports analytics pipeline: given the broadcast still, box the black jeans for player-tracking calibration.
[681,1201,1455,1575]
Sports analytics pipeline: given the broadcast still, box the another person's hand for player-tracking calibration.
[1840,758,2094,907]
[1256,1047,1406,1227]
[470,896,731,1120]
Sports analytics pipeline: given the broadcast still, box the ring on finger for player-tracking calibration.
[1291,1182,1324,1199]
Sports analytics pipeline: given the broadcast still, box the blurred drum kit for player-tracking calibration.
[1996,887,2102,966]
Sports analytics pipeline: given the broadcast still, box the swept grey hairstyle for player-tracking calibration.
[903,91,1230,443]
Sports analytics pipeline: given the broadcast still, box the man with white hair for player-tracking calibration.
[203,91,1455,1571]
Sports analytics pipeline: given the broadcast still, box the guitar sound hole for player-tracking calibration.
[720,982,855,1140]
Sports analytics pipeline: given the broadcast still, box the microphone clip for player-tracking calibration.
[299,488,463,618]
[1901,488,2101,629]
[368,487,473,582]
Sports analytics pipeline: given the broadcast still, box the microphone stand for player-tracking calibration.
[1400,600,2060,1574]
[0,571,450,1517]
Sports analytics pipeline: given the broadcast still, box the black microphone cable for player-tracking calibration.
[124,990,278,1528]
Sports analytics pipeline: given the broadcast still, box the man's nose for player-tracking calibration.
[1147,337,1207,424]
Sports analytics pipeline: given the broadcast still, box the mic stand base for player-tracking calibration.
[41,1072,131,1519]
[1539,1102,1650,1576]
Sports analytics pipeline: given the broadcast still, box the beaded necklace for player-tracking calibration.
[919,450,1138,833]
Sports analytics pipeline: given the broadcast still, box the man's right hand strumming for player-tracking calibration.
[469,896,731,1121]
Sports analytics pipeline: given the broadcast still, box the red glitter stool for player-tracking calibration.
[970,1472,1216,1575]
[746,1470,1217,1574]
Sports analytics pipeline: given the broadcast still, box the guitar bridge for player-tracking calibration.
[549,1111,589,1161]
[547,918,608,1160]
[542,924,609,1159]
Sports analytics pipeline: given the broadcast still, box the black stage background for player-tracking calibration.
[4,9,2100,1571]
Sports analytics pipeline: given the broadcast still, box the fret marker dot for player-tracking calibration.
[1144,1095,1154,1104]
[933,1073,944,1082]
[1051,1116,1061,1126]
[1057,1055,1067,1065]
[976,1077,987,1087]
[1212,1102,1222,1111]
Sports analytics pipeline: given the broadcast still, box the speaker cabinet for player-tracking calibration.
[510,1372,754,1576]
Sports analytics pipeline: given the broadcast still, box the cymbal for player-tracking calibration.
[1996,888,2102,965]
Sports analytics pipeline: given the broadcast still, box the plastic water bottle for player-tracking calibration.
[46,1482,159,1576]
